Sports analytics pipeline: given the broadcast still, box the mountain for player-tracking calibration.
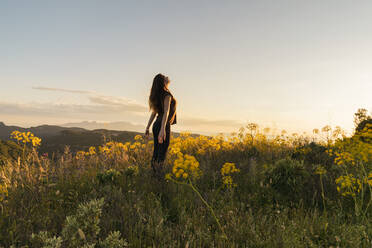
[62,121,146,132]
[0,122,201,156]
[0,122,144,155]
[0,122,85,140]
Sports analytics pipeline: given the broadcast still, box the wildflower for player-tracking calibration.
[165,173,172,181]
[169,152,201,181]
[221,162,240,176]
[365,172,372,187]
[221,162,240,188]
[32,137,42,147]
[335,174,361,197]
[88,147,96,155]
[125,165,139,176]
[10,131,42,147]
[0,183,8,202]
[315,166,327,175]
[75,151,86,160]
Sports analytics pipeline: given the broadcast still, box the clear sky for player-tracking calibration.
[1,0,371,136]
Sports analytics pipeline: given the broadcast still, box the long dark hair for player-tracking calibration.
[149,73,176,113]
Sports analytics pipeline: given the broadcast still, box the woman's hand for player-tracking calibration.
[145,128,150,140]
[158,128,166,143]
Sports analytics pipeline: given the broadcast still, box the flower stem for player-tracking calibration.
[188,180,227,239]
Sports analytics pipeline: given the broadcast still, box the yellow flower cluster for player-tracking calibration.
[167,152,201,180]
[75,137,150,160]
[99,141,128,157]
[125,164,139,176]
[221,162,240,175]
[10,131,42,147]
[89,147,96,155]
[168,132,237,158]
[221,162,240,188]
[314,166,327,175]
[327,124,372,166]
[166,126,313,161]
[75,146,97,159]
[0,183,8,202]
[326,124,371,198]
[366,172,372,187]
[335,174,362,197]
[75,151,87,160]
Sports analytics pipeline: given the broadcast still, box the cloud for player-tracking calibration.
[179,117,244,128]
[32,86,93,94]
[0,101,120,116]
[87,95,147,112]
[0,101,245,130]
[0,86,247,133]
[32,86,148,112]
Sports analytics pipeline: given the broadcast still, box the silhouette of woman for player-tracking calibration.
[145,73,177,179]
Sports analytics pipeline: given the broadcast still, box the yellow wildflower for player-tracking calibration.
[315,166,327,175]
[221,162,240,188]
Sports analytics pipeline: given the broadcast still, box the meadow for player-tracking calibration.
[0,109,371,248]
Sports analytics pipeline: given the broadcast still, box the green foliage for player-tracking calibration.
[100,231,128,248]
[0,140,22,164]
[61,198,104,247]
[124,165,139,177]
[354,108,371,131]
[264,158,310,203]
[291,141,333,166]
[31,231,63,248]
[96,169,122,185]
[0,110,371,247]
[31,198,128,248]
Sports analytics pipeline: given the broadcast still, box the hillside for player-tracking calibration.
[0,122,86,140]
[0,122,200,155]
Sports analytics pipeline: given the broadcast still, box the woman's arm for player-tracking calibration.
[146,110,156,130]
[145,110,156,139]
[158,95,171,143]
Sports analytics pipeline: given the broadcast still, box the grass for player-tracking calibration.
[0,122,371,247]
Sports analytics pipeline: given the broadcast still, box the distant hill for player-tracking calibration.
[62,121,145,132]
[40,129,145,155]
[0,122,85,140]
[0,122,201,156]
[0,122,145,155]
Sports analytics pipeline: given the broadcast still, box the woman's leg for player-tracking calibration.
[151,120,161,175]
[157,123,170,162]
[151,122,171,179]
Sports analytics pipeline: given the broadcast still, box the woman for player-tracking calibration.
[145,73,177,179]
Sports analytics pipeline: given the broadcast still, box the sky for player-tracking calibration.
[1,0,371,136]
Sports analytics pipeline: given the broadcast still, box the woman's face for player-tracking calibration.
[165,76,170,88]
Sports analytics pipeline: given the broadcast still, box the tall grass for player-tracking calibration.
[0,120,371,247]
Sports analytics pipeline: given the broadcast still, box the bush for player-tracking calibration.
[264,158,310,204]
[291,142,333,166]
[96,169,122,186]
[31,198,128,248]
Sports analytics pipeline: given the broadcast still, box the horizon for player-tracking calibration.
[1,1,371,136]
[0,119,358,140]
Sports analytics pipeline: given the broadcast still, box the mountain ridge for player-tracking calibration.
[0,122,201,155]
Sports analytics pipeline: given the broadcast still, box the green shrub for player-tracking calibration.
[96,169,122,185]
[264,158,310,203]
[31,198,128,248]
[291,142,333,166]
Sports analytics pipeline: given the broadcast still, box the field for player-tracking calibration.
[0,110,371,247]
